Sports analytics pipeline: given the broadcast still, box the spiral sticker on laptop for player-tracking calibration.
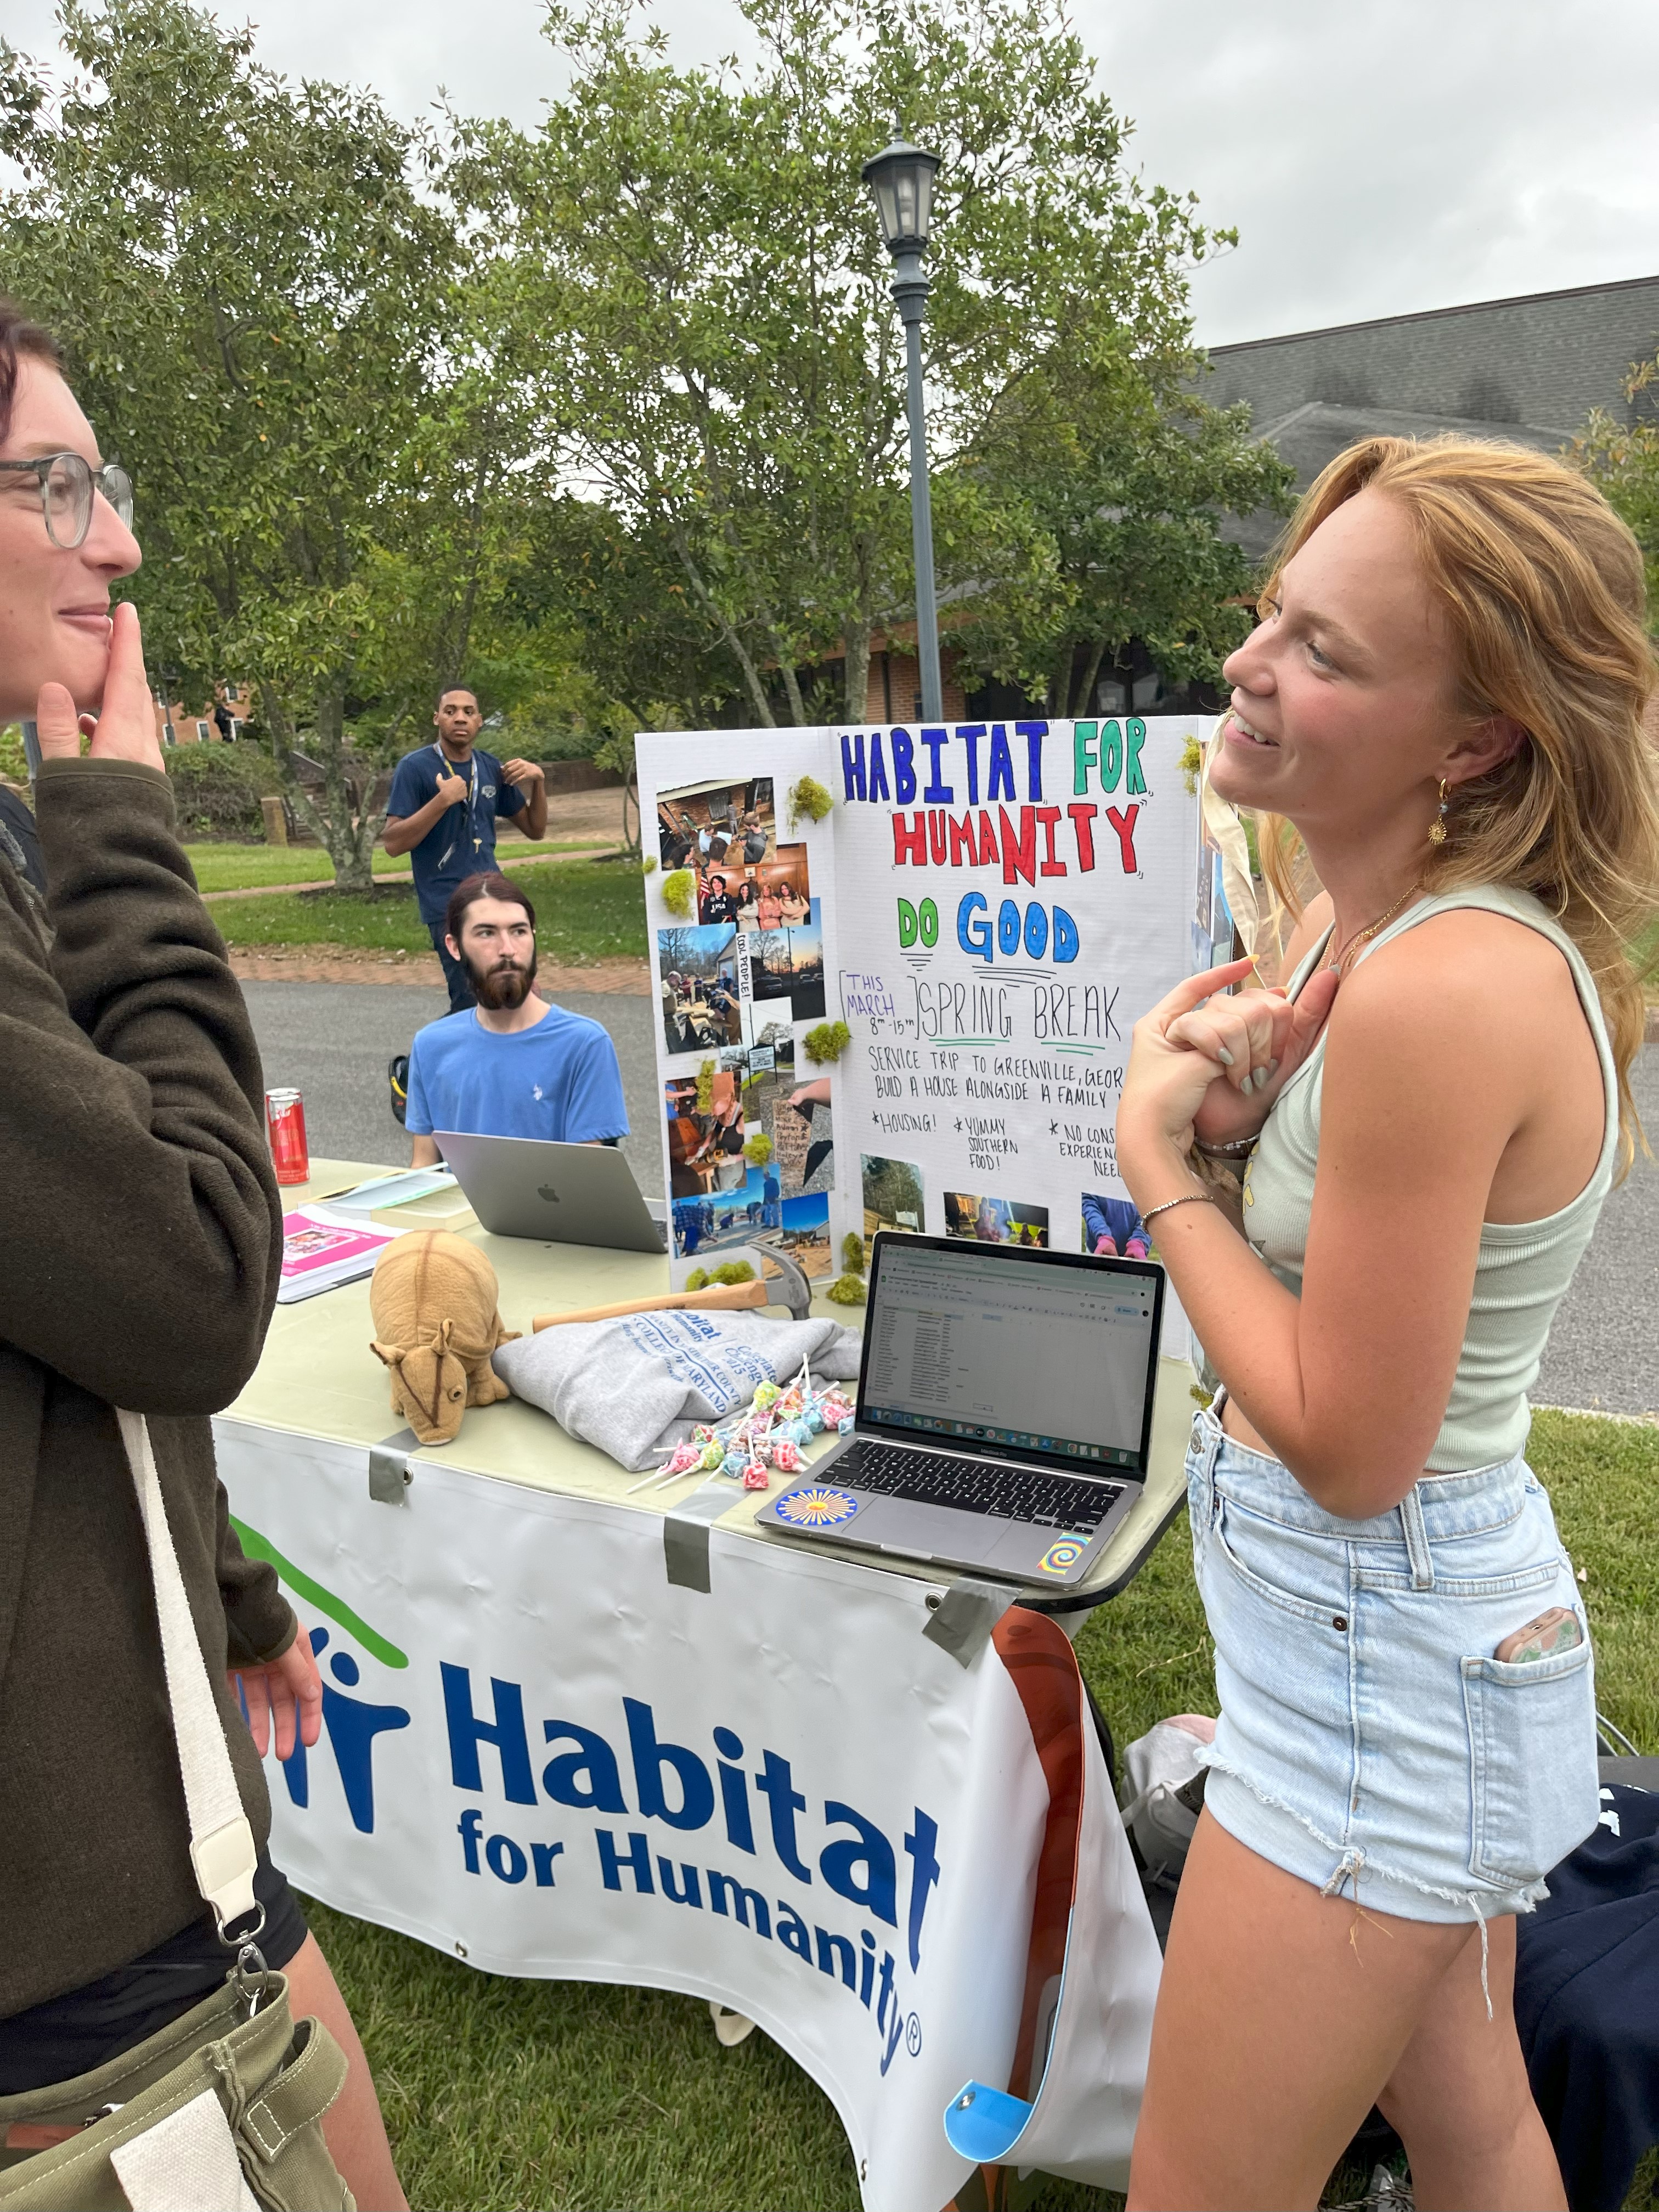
[775,1485,861,1529]
[1037,1538,1087,1575]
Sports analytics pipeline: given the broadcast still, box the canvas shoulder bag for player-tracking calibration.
[0,1413,353,2212]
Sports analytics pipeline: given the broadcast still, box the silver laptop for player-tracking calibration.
[433,1132,668,1252]
[756,1233,1163,1587]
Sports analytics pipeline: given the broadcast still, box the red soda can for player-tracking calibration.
[266,1088,311,1186]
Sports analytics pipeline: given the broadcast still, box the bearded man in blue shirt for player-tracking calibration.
[383,685,548,1011]
[405,876,629,1164]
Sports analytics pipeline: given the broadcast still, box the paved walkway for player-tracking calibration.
[245,980,1656,1423]
[1533,1043,1658,1421]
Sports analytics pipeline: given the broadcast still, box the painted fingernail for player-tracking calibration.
[1238,1071,1254,1095]
[1216,1045,1234,1066]
[1268,1058,1280,1077]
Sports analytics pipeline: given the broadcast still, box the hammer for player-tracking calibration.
[532,1249,813,1331]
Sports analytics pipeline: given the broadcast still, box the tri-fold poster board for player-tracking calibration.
[637,719,1232,1357]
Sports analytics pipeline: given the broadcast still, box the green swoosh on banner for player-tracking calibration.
[229,1515,408,1669]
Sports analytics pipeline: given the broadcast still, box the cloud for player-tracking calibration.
[1085,0,1659,342]
[7,0,1656,346]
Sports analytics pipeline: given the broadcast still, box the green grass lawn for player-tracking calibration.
[212,856,649,966]
[184,839,613,895]
[302,1410,1659,2212]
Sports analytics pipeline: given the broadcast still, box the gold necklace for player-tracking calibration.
[1327,884,1418,975]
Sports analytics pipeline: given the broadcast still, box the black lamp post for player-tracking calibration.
[862,138,944,723]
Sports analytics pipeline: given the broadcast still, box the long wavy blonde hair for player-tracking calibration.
[1252,434,1659,1172]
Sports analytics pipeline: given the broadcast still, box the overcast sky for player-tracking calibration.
[8,0,1657,348]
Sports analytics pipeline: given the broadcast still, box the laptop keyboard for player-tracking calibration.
[837,1441,1122,1532]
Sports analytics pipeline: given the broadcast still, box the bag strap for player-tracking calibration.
[116,1409,260,1940]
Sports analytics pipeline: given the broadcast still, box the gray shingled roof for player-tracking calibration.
[1205,272,1659,566]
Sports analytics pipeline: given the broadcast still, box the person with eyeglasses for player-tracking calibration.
[0,301,406,2209]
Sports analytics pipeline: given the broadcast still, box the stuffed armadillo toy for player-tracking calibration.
[369,1231,518,1444]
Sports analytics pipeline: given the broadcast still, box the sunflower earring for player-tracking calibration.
[1429,777,1449,845]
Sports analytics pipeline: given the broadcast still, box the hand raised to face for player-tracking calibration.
[35,600,162,771]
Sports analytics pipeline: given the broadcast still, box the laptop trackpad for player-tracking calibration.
[857,1497,1096,1577]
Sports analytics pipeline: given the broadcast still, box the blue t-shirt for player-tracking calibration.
[386,742,527,926]
[405,1005,629,1143]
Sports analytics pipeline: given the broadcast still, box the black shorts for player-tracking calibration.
[0,1853,308,2094]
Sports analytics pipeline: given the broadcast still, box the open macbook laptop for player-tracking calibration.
[433,1131,667,1252]
[755,1232,1163,1587]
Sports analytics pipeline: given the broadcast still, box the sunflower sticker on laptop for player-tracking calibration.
[774,1486,861,1529]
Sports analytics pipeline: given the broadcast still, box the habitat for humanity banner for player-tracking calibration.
[637,721,1214,1336]
[217,1418,1161,2212]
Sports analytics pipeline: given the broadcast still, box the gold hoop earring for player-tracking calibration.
[1428,777,1449,846]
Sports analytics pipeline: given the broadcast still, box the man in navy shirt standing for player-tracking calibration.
[383,685,548,1011]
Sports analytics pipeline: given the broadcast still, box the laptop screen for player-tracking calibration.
[858,1237,1163,1477]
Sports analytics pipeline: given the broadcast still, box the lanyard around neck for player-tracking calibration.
[435,743,483,865]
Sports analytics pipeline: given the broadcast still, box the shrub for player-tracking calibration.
[163,744,283,839]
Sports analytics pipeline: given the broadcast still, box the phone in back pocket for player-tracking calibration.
[1494,1605,1583,1665]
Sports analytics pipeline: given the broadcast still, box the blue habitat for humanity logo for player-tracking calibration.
[234,1515,943,2077]
[230,1518,411,1835]
[441,1666,942,2077]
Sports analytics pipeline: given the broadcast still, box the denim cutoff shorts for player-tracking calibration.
[1186,1403,1600,1923]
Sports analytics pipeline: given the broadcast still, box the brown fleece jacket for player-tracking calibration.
[0,756,291,2019]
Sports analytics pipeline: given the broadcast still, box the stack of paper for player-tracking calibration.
[277,1210,398,1304]
[317,1168,457,1216]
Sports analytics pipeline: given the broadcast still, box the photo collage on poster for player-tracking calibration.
[657,776,834,1277]
[860,1158,1154,1266]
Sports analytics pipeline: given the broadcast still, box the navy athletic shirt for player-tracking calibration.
[386,741,527,927]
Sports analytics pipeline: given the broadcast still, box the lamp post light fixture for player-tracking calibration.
[862,137,944,723]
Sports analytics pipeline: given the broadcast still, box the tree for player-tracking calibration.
[950,351,1294,712]
[450,0,1277,727]
[1574,358,1659,628]
[863,1154,924,1226]
[0,1,487,887]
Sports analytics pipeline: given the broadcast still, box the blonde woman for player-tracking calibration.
[1118,437,1658,2210]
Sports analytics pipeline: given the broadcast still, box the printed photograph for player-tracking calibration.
[862,1155,926,1239]
[665,1070,751,1200]
[741,999,795,1050]
[751,1068,833,1199]
[1211,849,1234,954]
[671,1164,771,1259]
[1195,826,1216,939]
[1082,1193,1150,1258]
[756,1189,833,1280]
[748,896,826,1019]
[944,1192,1050,1248]
[697,838,811,929]
[657,776,776,873]
[657,923,741,1053]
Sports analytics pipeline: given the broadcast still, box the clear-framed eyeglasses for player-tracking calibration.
[0,451,134,549]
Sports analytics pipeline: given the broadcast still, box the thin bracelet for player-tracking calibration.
[1194,1134,1256,1159]
[1141,1190,1216,1226]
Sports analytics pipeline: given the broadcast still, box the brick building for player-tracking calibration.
[152,679,253,747]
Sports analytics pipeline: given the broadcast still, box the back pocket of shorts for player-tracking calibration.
[1462,1633,1597,1888]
